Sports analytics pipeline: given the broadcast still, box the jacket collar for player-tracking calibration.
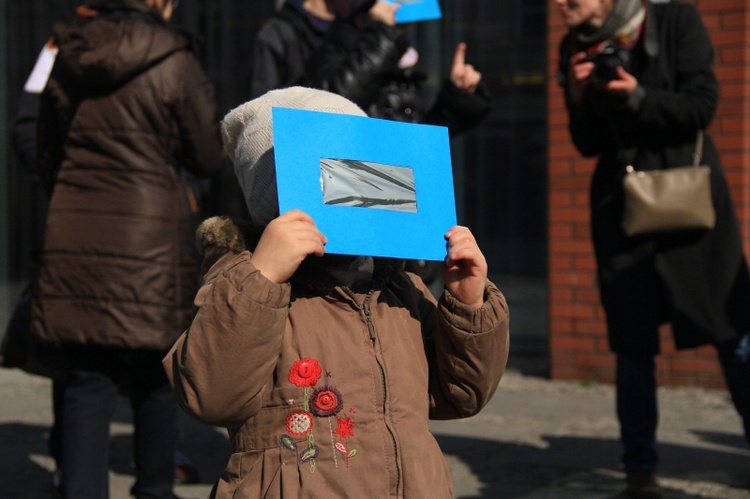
[292,257,405,297]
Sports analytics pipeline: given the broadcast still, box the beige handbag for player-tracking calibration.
[621,131,715,237]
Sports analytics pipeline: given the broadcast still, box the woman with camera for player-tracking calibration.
[556,0,750,497]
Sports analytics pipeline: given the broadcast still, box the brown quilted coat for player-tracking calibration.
[164,218,510,498]
[30,0,225,351]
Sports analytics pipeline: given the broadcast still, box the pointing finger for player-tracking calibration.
[452,42,467,69]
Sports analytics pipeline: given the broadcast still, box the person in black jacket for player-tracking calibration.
[306,0,492,135]
[248,0,334,99]
[212,0,336,226]
[306,0,493,289]
[556,0,750,496]
[5,38,67,494]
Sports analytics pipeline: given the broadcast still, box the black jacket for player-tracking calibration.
[306,20,493,137]
[559,1,750,355]
[249,2,330,99]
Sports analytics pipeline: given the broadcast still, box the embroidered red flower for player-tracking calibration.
[288,358,322,387]
[333,415,356,440]
[286,410,314,437]
[310,386,344,417]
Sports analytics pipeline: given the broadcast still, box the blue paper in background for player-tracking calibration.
[386,0,442,24]
[273,107,456,261]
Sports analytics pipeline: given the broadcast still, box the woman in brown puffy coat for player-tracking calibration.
[30,1,225,497]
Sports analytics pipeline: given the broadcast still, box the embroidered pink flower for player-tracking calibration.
[310,386,344,417]
[288,358,322,387]
[286,410,314,437]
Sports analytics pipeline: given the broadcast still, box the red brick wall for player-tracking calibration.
[547,0,750,388]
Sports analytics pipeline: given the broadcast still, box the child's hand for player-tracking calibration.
[250,209,327,284]
[442,226,487,308]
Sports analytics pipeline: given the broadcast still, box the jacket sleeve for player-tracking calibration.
[15,41,58,173]
[420,278,510,420]
[558,34,612,157]
[249,20,289,99]
[425,78,494,138]
[174,52,226,178]
[164,250,291,428]
[37,74,68,196]
[13,91,42,172]
[306,20,409,109]
[633,4,718,135]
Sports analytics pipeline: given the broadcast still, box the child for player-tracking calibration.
[164,86,509,498]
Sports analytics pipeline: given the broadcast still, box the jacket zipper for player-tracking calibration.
[361,291,401,494]
[362,291,376,340]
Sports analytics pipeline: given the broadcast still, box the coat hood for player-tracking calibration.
[52,0,191,90]
[196,216,406,294]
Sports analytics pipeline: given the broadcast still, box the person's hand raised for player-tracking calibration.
[442,226,487,309]
[368,1,400,26]
[250,209,327,284]
[450,42,482,94]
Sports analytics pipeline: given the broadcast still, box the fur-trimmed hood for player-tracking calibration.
[196,216,405,293]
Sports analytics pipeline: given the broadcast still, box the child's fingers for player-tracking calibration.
[446,243,482,269]
[284,221,327,256]
[278,208,316,225]
[444,226,486,269]
[445,225,477,247]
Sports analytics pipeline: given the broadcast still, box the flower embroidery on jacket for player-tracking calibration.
[332,414,357,467]
[288,358,322,387]
[310,386,344,417]
[286,410,314,437]
[333,415,356,439]
[281,358,357,471]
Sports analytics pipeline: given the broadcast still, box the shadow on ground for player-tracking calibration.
[435,433,750,499]
[1,417,747,499]
[0,409,229,499]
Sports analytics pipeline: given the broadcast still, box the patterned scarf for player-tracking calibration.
[576,0,645,49]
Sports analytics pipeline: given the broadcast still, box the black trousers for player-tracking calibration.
[617,333,750,473]
[59,346,176,499]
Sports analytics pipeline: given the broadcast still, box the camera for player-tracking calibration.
[584,43,631,86]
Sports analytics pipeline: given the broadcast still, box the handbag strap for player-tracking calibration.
[623,130,705,169]
[692,130,704,166]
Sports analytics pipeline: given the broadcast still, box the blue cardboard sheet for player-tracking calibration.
[273,107,456,261]
[386,0,442,24]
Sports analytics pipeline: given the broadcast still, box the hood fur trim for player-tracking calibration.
[196,216,247,255]
[195,216,406,291]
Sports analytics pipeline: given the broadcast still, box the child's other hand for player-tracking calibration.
[250,209,327,284]
[442,226,487,308]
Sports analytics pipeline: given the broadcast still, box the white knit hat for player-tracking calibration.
[221,86,367,229]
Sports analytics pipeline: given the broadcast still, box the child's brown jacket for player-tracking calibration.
[164,217,510,498]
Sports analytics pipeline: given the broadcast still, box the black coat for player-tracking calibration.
[559,1,750,355]
[248,2,329,99]
[306,20,493,137]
